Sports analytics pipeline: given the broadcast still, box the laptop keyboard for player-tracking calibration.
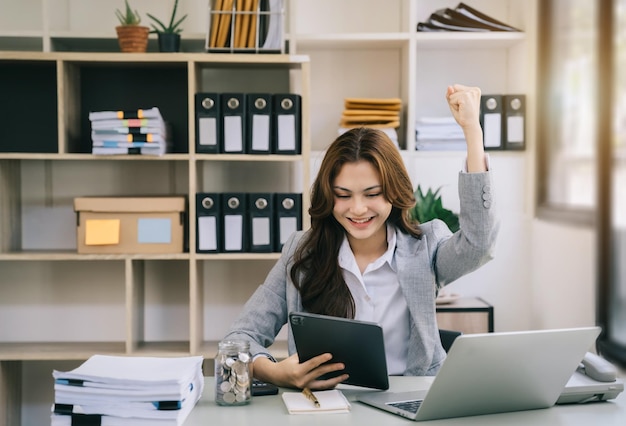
[387,400,422,414]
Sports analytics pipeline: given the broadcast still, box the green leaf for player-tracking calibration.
[410,185,460,233]
[147,0,187,34]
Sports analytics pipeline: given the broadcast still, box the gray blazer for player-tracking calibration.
[223,171,498,376]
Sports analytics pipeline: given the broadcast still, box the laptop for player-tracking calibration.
[289,312,389,390]
[357,326,601,421]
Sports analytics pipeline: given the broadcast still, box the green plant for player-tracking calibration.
[147,0,188,34]
[409,185,460,232]
[115,0,142,26]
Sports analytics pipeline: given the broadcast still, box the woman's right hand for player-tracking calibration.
[253,353,349,390]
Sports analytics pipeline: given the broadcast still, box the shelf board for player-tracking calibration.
[0,342,126,360]
[0,251,191,261]
[0,252,287,261]
[195,253,281,261]
[194,154,302,162]
[0,341,192,360]
[294,33,410,49]
[414,32,526,49]
[0,51,309,66]
[0,153,190,161]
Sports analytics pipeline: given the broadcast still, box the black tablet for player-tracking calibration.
[289,312,389,390]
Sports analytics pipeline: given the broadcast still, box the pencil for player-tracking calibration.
[302,387,320,407]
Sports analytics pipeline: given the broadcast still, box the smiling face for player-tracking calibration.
[332,160,392,247]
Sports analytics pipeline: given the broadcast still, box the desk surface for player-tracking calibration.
[185,376,626,425]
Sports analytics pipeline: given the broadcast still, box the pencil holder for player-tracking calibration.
[215,339,253,405]
[206,0,285,53]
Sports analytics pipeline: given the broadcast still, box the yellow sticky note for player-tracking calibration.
[85,219,120,245]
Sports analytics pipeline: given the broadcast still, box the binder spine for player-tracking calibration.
[246,93,273,154]
[221,192,248,252]
[195,93,221,154]
[479,94,504,150]
[274,193,302,252]
[221,93,247,154]
[248,193,274,252]
[196,193,222,253]
[272,94,302,155]
[503,94,526,150]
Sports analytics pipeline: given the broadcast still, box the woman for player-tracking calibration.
[222,84,498,390]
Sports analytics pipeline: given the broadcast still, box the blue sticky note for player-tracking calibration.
[137,218,172,244]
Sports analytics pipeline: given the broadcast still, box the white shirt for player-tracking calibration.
[337,224,410,375]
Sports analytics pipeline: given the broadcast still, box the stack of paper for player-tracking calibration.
[51,355,204,426]
[415,117,466,151]
[89,107,171,156]
[339,97,402,146]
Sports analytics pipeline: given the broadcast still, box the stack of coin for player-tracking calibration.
[215,340,252,405]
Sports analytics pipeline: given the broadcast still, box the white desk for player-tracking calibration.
[185,376,626,425]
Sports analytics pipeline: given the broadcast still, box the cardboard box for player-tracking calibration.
[74,197,186,254]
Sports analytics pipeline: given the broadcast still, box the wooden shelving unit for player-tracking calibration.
[0,51,310,425]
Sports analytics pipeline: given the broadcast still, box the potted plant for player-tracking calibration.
[409,185,460,232]
[147,0,188,52]
[115,0,149,53]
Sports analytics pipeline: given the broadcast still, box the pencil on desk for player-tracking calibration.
[302,387,320,407]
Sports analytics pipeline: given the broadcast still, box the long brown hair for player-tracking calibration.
[290,127,420,318]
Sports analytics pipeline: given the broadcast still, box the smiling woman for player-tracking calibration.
[220,85,499,392]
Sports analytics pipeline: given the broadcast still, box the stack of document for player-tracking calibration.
[415,117,466,151]
[51,355,204,426]
[417,2,521,32]
[339,97,402,146]
[89,107,171,156]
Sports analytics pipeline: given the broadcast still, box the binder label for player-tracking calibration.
[507,116,524,143]
[279,217,298,245]
[224,214,244,251]
[483,113,502,148]
[277,115,296,151]
[224,116,244,152]
[252,115,271,151]
[198,117,218,147]
[252,217,271,246]
[198,216,218,251]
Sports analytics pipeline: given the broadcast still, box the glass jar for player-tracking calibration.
[215,340,252,406]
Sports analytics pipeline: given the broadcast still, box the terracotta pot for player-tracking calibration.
[115,25,149,53]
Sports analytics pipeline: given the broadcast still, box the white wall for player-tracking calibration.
[530,221,596,328]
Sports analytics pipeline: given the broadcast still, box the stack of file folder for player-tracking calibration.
[51,355,204,426]
[339,97,402,146]
[89,107,171,156]
[207,0,284,52]
[415,117,466,151]
[417,2,521,32]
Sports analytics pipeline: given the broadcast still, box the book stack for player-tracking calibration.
[51,355,204,426]
[339,97,402,146]
[89,107,171,156]
[207,0,283,52]
[417,2,521,32]
[415,117,466,151]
